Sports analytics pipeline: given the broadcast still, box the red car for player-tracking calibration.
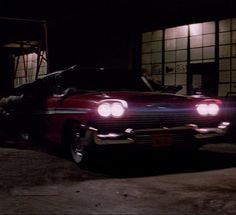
[0,66,230,164]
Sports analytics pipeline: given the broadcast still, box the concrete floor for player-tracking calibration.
[1,140,236,215]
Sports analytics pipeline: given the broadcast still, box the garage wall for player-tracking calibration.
[14,51,47,87]
[218,19,236,96]
[142,18,236,97]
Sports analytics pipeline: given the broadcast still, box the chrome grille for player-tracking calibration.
[91,109,221,132]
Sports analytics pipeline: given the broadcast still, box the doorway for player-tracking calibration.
[188,63,218,96]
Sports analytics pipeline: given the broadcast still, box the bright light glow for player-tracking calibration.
[111,102,125,117]
[190,23,202,36]
[97,101,127,118]
[97,102,111,117]
[196,104,209,116]
[208,103,219,116]
[218,122,230,129]
[196,103,220,116]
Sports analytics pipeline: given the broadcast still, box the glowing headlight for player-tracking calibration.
[111,102,125,117]
[97,100,127,118]
[196,104,209,116]
[196,103,220,116]
[208,103,220,116]
[97,102,111,117]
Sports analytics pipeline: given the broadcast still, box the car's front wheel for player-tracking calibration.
[63,123,90,165]
[70,129,85,164]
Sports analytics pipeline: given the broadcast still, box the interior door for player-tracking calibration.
[188,63,218,96]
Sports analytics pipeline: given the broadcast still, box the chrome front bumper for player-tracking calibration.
[87,121,230,146]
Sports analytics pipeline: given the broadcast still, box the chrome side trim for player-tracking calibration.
[35,108,90,115]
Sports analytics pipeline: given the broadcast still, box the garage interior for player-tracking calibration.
[0,1,236,215]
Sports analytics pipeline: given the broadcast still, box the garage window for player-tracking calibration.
[14,51,47,87]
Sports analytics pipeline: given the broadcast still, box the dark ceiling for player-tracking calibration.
[1,0,235,25]
[0,0,235,38]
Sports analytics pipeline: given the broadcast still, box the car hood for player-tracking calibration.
[68,91,198,107]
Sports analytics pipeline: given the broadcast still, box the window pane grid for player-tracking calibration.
[142,19,236,96]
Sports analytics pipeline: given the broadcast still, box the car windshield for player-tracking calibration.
[58,68,151,92]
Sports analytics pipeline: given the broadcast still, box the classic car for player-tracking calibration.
[0,66,230,164]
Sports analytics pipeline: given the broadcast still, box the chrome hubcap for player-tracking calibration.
[71,131,83,163]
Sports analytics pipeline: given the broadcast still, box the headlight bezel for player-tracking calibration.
[97,99,128,118]
[196,100,221,116]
